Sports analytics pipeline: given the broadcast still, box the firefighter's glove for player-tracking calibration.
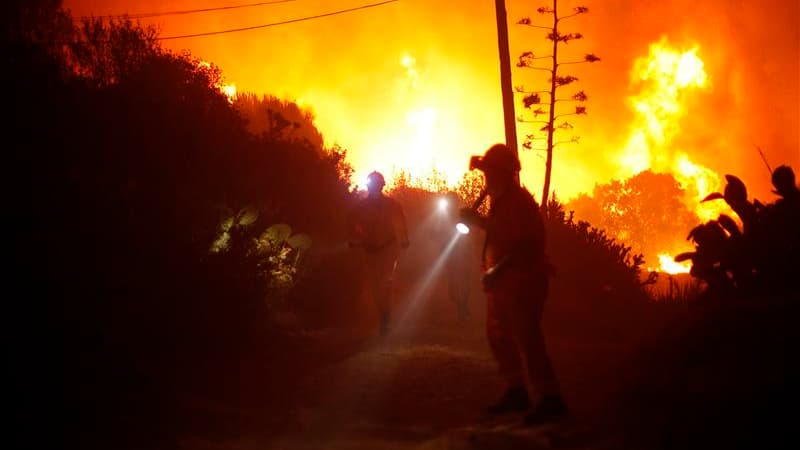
[481,265,501,292]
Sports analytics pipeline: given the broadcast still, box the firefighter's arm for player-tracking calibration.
[458,207,487,230]
[483,238,540,279]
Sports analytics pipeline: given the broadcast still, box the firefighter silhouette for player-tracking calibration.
[459,143,568,425]
[348,171,409,336]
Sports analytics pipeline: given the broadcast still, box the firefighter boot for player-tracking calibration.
[523,394,569,426]
[485,386,530,415]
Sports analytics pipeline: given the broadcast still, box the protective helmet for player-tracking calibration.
[771,165,796,196]
[469,143,520,174]
[366,170,386,188]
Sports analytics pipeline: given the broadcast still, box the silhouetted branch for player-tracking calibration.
[554,75,579,86]
[517,17,552,30]
[562,54,600,65]
[559,6,589,20]
[516,115,550,124]
[514,85,552,95]
[554,136,580,146]
[523,93,542,107]
[548,31,583,43]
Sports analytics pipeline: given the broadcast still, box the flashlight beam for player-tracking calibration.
[392,232,462,335]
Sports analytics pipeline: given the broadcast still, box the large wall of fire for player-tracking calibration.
[65,0,799,269]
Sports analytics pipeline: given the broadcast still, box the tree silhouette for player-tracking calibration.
[515,1,600,211]
[566,171,699,267]
[234,93,325,148]
[68,17,160,86]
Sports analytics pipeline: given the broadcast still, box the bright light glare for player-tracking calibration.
[456,223,470,235]
[438,197,448,212]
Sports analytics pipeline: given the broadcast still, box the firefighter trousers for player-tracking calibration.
[362,245,400,322]
[485,269,561,401]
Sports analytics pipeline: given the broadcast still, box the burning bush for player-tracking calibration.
[567,170,701,271]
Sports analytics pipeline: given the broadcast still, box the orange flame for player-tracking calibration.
[618,37,709,175]
[220,83,237,102]
[617,37,734,273]
[349,51,485,188]
[199,60,237,103]
[650,253,691,274]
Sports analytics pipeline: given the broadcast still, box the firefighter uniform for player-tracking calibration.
[349,172,409,335]
[483,185,561,399]
[460,143,567,424]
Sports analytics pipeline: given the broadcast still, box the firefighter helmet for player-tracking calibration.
[366,171,386,189]
[470,143,520,174]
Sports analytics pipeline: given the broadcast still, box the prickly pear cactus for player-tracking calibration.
[208,206,313,304]
[210,205,260,253]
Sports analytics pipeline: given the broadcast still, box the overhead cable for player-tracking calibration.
[157,0,399,40]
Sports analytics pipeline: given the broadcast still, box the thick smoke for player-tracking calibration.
[65,0,798,201]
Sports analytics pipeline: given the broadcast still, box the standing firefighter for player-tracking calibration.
[348,171,410,336]
[459,143,568,425]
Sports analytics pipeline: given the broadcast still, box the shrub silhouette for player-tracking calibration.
[7,9,360,447]
[676,166,799,299]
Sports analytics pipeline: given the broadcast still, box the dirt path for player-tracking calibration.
[177,275,628,450]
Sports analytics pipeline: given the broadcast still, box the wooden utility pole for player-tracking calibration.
[495,0,518,157]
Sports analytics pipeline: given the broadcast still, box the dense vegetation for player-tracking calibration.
[7,3,358,447]
[9,3,795,450]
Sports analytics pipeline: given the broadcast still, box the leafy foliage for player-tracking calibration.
[7,9,360,446]
[234,93,324,148]
[545,197,653,307]
[566,171,700,266]
[676,168,800,299]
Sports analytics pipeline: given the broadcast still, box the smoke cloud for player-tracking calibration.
[64,0,798,201]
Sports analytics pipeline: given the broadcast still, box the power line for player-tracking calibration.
[77,1,298,21]
[158,0,399,40]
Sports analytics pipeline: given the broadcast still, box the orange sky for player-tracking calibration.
[64,0,799,203]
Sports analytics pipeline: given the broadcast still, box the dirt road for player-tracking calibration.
[178,273,636,450]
